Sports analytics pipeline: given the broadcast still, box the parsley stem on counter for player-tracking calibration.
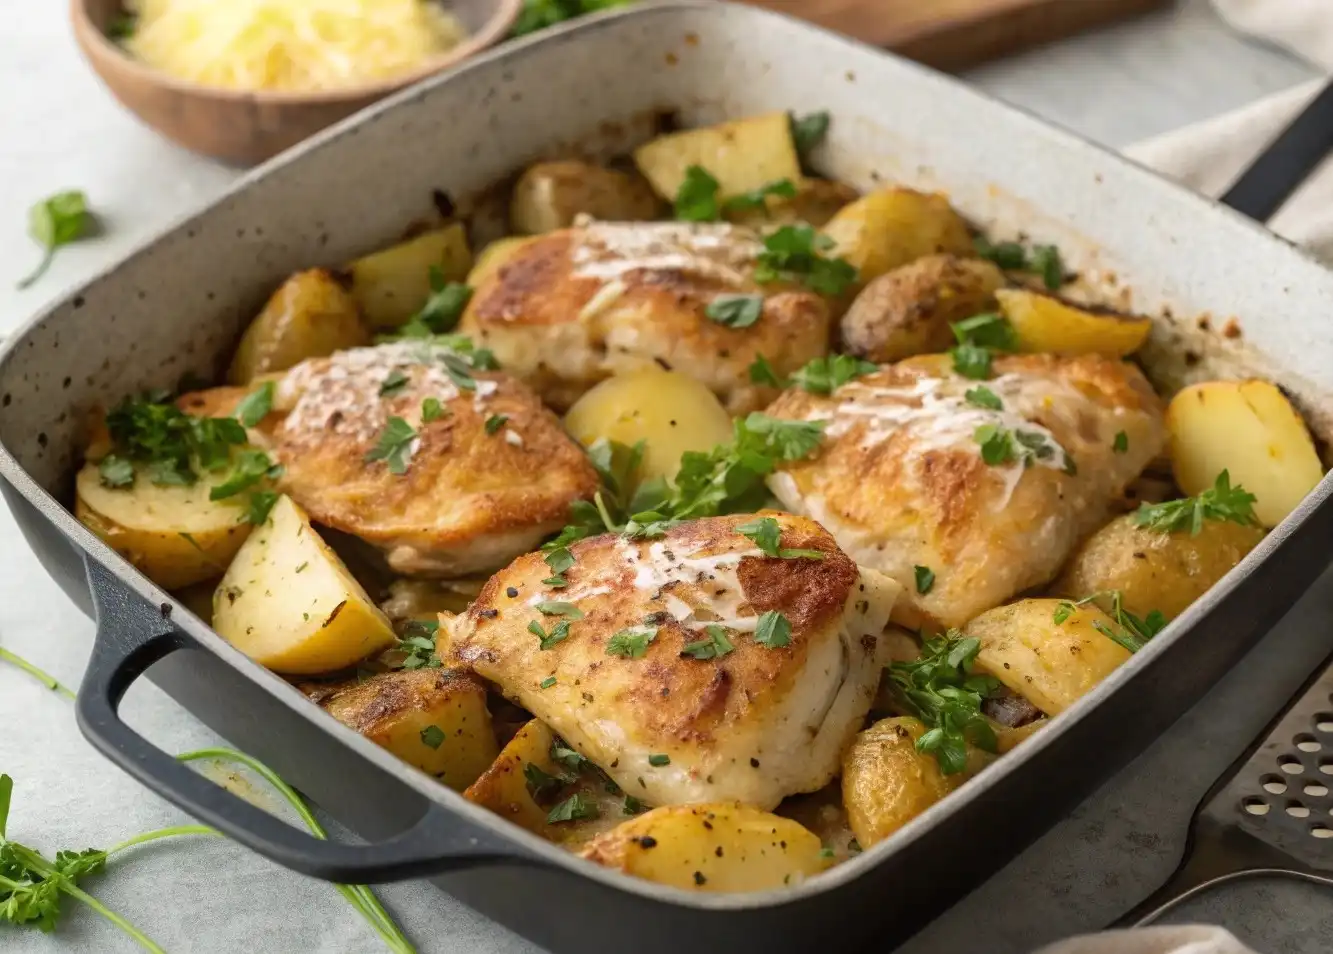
[17,191,93,290]
[0,647,75,699]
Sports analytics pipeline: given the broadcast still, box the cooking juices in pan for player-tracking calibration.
[73,110,1326,893]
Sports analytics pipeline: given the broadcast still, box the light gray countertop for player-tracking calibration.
[1,1,1329,952]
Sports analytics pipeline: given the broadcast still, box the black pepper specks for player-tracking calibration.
[750,758,760,768]
[479,608,499,619]
[714,846,723,858]
[637,836,658,849]
[506,586,519,598]
[693,871,707,885]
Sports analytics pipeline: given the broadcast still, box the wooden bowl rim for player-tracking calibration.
[70,0,525,105]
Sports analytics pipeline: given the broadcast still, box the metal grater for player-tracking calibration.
[1123,653,1333,926]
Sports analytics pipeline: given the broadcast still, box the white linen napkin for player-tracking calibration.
[1035,926,1259,954]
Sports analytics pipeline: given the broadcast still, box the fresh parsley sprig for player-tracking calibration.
[754,224,857,296]
[1133,470,1258,535]
[18,191,94,290]
[886,632,1001,774]
[790,111,831,162]
[394,620,442,670]
[949,312,1018,381]
[1052,591,1167,654]
[673,166,799,222]
[735,516,825,560]
[394,267,472,339]
[974,236,1067,290]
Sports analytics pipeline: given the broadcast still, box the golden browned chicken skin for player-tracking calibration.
[764,353,1166,630]
[458,221,831,413]
[265,340,599,577]
[443,513,901,810]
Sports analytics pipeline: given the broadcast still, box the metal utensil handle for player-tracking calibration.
[77,560,536,883]
[1220,79,1333,222]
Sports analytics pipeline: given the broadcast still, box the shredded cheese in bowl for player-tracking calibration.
[122,0,469,93]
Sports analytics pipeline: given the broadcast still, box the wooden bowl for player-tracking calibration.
[71,0,523,166]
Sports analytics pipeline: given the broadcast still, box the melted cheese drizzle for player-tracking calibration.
[619,538,764,632]
[571,222,762,289]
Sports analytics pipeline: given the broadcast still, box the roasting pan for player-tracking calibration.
[5,4,1333,952]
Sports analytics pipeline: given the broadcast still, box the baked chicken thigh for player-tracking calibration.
[443,513,901,810]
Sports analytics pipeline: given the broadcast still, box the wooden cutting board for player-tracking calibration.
[739,0,1171,71]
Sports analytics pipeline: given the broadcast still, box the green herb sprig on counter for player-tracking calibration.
[1132,470,1258,536]
[1052,590,1168,654]
[974,236,1067,290]
[18,191,94,290]
[886,632,1001,774]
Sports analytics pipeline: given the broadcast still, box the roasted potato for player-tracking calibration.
[839,255,1005,362]
[563,369,734,485]
[346,224,472,328]
[581,802,828,891]
[227,270,370,385]
[725,178,859,229]
[841,716,988,849]
[966,599,1132,716]
[820,187,973,284]
[996,287,1152,357]
[465,236,532,288]
[1055,512,1265,620]
[992,719,1046,754]
[75,463,251,590]
[633,112,803,202]
[212,495,396,675]
[464,719,626,846]
[1167,380,1323,527]
[510,161,662,234]
[305,668,498,790]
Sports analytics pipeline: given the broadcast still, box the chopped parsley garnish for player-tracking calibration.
[753,611,792,649]
[484,414,509,436]
[606,626,657,659]
[647,754,671,767]
[523,762,568,802]
[528,619,571,650]
[886,632,1001,774]
[680,625,734,660]
[97,455,134,488]
[535,601,583,619]
[623,795,646,815]
[723,178,798,214]
[18,190,92,290]
[735,516,825,560]
[246,490,280,525]
[379,369,410,397]
[705,294,764,329]
[235,381,274,426]
[1133,470,1257,535]
[364,417,417,475]
[964,386,1002,411]
[209,448,277,500]
[788,354,878,395]
[395,266,472,338]
[790,111,831,159]
[543,546,574,588]
[914,565,935,595]
[419,725,445,749]
[950,344,994,380]
[396,619,441,670]
[549,741,586,773]
[1053,591,1167,654]
[974,424,1015,466]
[973,423,1070,472]
[540,676,557,689]
[949,312,1018,380]
[974,236,1067,289]
[674,165,722,222]
[754,224,857,296]
[1112,430,1128,454]
[421,397,446,422]
[546,793,599,824]
[749,354,785,387]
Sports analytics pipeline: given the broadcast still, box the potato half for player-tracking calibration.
[305,668,498,790]
[821,188,973,284]
[966,599,1132,716]
[510,160,662,234]
[346,224,472,328]
[1167,380,1323,527]
[580,802,828,892]
[1056,512,1265,620]
[212,495,395,675]
[227,269,370,385]
[633,112,802,202]
[563,369,734,485]
[76,463,251,590]
[996,287,1152,357]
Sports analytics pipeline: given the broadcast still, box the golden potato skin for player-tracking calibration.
[966,599,1132,716]
[997,287,1152,358]
[227,269,370,385]
[510,161,662,234]
[1167,380,1324,528]
[1056,512,1265,620]
[304,668,498,790]
[839,255,1005,362]
[725,179,859,229]
[821,188,974,284]
[346,225,472,328]
[580,802,828,892]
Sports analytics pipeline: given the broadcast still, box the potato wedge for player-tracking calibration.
[212,495,395,675]
[840,255,1005,362]
[992,718,1046,755]
[510,160,662,234]
[304,668,497,790]
[633,112,802,202]
[465,236,532,288]
[346,225,472,328]
[966,599,1132,716]
[821,188,973,284]
[75,463,251,590]
[1056,512,1265,620]
[1167,380,1323,527]
[725,178,858,229]
[581,802,827,891]
[563,369,734,485]
[227,270,370,385]
[996,287,1152,357]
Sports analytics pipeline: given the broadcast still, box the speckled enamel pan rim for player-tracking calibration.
[4,0,1333,910]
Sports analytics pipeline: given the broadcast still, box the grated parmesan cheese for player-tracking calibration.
[123,0,468,92]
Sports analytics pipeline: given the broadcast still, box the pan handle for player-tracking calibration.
[76,560,540,883]
[1220,80,1333,222]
